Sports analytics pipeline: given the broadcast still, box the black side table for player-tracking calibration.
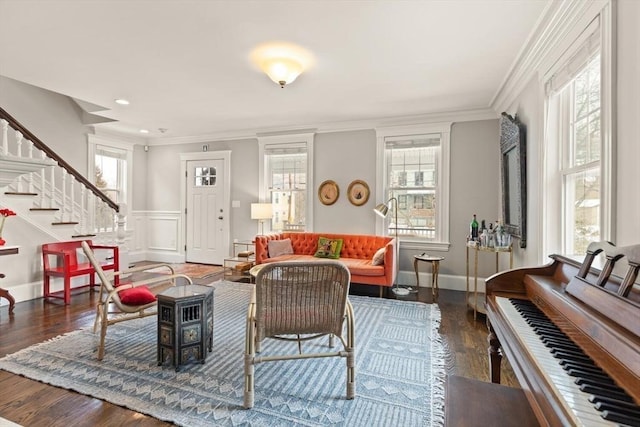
[157,284,214,371]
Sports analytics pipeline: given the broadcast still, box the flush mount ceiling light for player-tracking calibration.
[250,42,314,88]
[114,98,130,105]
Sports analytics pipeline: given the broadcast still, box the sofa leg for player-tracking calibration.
[379,287,383,298]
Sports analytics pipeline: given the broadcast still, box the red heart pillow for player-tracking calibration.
[117,285,157,305]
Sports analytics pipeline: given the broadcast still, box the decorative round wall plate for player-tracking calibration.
[347,180,370,206]
[318,180,339,205]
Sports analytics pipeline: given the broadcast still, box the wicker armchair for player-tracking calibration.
[243,260,355,408]
[81,241,193,360]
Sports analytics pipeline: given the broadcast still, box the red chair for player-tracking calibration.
[42,240,119,305]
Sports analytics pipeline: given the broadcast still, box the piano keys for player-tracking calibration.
[485,241,640,427]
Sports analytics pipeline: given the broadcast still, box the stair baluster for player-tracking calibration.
[49,165,56,209]
[1,120,7,155]
[1,107,122,244]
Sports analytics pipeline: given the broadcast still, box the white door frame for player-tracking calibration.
[179,150,231,262]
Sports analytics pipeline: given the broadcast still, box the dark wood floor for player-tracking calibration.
[0,277,517,426]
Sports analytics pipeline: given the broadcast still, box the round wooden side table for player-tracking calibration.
[413,254,445,301]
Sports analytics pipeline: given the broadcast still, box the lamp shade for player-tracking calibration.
[250,42,314,88]
[251,203,273,220]
[262,57,303,87]
[373,203,389,218]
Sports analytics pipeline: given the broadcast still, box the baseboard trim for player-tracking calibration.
[397,270,486,293]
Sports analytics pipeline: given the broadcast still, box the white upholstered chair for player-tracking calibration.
[243,260,355,408]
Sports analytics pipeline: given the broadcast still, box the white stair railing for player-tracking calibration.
[0,108,125,240]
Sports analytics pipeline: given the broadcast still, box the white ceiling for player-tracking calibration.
[0,0,549,141]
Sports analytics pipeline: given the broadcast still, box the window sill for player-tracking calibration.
[399,240,450,252]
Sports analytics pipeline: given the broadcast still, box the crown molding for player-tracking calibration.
[89,126,148,146]
[143,107,498,146]
[491,0,610,114]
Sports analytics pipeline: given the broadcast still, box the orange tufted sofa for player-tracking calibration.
[254,232,396,294]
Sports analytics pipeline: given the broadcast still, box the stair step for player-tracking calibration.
[4,191,38,196]
[30,207,60,211]
[52,221,79,225]
[71,234,97,238]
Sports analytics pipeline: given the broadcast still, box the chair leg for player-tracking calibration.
[244,306,256,409]
[345,301,356,399]
[97,305,108,361]
[42,273,51,298]
[93,304,102,333]
[64,276,71,305]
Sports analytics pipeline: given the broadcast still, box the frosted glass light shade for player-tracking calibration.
[263,57,303,87]
[250,42,314,88]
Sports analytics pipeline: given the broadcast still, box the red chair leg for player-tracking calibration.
[44,275,51,298]
[64,276,71,305]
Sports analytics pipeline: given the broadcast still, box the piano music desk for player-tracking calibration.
[445,375,539,427]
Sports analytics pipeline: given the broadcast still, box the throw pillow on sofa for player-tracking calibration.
[268,238,294,257]
[372,247,386,265]
[314,237,343,259]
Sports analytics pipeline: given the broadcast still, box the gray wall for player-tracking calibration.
[448,120,501,278]
[313,130,377,234]
[145,122,501,279]
[0,76,90,176]
[616,0,640,245]
[137,121,501,280]
[131,145,148,211]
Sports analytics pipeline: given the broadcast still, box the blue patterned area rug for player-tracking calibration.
[0,281,445,426]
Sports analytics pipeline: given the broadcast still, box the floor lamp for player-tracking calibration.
[374,197,410,296]
[251,203,273,235]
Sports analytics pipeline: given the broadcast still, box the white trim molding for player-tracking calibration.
[375,122,452,252]
[491,0,610,114]
[257,132,315,232]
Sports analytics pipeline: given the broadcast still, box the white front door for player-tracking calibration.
[185,157,228,264]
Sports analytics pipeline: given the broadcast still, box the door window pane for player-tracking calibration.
[194,167,217,186]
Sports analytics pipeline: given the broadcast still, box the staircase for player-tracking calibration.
[0,107,126,245]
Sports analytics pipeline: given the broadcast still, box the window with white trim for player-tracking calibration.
[376,123,451,250]
[258,133,314,233]
[543,13,613,257]
[88,135,133,230]
[94,146,127,203]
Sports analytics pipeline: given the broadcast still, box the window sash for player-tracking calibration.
[95,153,126,204]
[546,39,603,257]
[259,135,313,233]
[384,137,440,240]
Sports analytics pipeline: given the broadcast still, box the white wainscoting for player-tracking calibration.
[129,210,184,264]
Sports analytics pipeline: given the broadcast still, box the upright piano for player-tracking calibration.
[485,241,640,427]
